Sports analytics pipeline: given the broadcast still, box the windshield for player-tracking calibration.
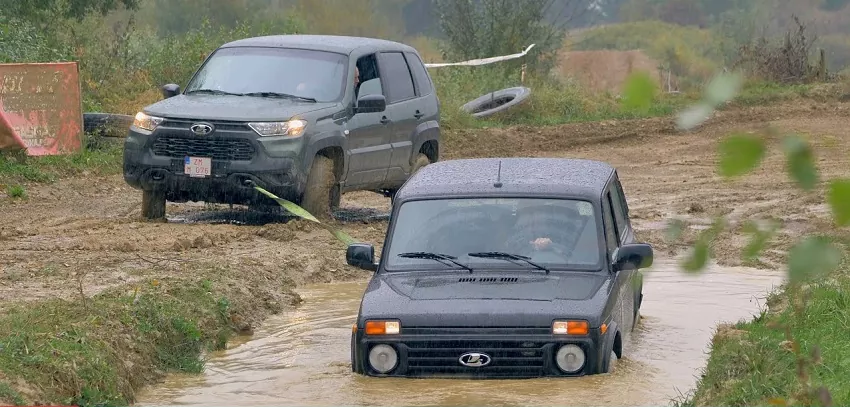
[384,198,603,271]
[184,46,348,103]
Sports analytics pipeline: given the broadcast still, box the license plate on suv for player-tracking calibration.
[184,156,211,178]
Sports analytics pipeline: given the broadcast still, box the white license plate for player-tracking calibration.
[184,156,211,178]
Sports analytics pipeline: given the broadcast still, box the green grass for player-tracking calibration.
[0,143,123,185]
[0,277,235,407]
[680,263,850,406]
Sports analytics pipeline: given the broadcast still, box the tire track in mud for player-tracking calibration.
[1,100,849,309]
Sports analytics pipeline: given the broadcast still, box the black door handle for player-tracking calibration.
[380,116,391,125]
[414,110,424,119]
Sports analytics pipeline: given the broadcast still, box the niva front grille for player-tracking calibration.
[151,136,255,161]
[403,339,546,377]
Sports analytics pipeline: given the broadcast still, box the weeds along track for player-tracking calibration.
[1,100,849,311]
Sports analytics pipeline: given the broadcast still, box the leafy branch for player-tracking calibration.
[622,69,846,406]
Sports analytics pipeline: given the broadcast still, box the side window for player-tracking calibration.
[610,182,629,239]
[378,51,416,103]
[404,51,433,97]
[602,194,619,255]
[356,54,383,98]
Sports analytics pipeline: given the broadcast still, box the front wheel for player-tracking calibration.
[141,189,166,220]
[300,155,338,220]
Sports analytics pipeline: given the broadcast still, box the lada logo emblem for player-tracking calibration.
[190,123,214,135]
[458,352,491,367]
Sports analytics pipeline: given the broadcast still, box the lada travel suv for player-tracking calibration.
[123,34,441,220]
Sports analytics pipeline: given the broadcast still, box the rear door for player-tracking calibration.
[376,51,419,184]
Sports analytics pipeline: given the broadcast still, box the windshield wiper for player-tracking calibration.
[242,92,317,102]
[467,252,550,274]
[397,252,474,273]
[185,89,245,96]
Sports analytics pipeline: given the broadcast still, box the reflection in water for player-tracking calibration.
[136,258,782,407]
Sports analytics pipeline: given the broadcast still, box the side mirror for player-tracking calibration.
[355,94,386,114]
[612,243,653,271]
[161,83,180,99]
[347,243,378,271]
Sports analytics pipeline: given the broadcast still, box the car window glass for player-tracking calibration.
[385,198,603,270]
[358,78,383,97]
[378,52,416,103]
[404,52,432,97]
[615,179,631,222]
[602,193,618,254]
[184,47,347,103]
[355,54,382,98]
[610,182,628,238]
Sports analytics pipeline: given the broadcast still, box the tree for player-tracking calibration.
[0,0,139,21]
[434,0,587,74]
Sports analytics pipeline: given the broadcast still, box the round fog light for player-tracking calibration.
[368,344,398,374]
[555,344,586,373]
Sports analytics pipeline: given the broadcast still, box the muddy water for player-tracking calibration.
[136,258,783,407]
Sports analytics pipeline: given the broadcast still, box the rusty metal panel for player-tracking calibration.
[0,62,83,156]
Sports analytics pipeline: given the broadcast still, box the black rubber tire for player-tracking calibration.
[83,112,134,137]
[301,155,337,220]
[461,86,532,118]
[141,189,166,220]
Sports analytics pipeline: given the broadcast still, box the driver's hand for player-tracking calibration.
[531,237,551,250]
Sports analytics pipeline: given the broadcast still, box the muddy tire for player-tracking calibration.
[604,350,618,374]
[141,189,166,220]
[301,155,337,220]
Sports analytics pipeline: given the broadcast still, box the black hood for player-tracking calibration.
[143,94,340,122]
[358,271,613,327]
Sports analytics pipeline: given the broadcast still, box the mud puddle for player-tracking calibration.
[136,258,783,407]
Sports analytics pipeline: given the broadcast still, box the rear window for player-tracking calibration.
[404,52,433,96]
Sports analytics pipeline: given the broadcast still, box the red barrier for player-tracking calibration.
[0,62,84,156]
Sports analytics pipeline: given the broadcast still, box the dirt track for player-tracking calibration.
[1,99,849,315]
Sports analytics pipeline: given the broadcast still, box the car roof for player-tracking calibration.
[219,34,416,55]
[395,157,616,202]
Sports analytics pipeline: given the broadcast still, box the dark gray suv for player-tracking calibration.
[122,35,441,220]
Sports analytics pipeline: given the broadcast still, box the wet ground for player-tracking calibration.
[2,100,849,404]
[136,258,783,407]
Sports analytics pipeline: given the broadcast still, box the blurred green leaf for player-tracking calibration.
[787,236,842,284]
[782,135,819,190]
[253,186,356,245]
[679,217,726,274]
[676,103,714,131]
[717,133,766,178]
[742,220,778,261]
[827,179,850,226]
[664,218,686,243]
[704,71,744,106]
[681,240,710,273]
[621,71,656,113]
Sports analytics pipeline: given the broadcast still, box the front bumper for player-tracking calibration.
[351,327,608,378]
[122,122,307,205]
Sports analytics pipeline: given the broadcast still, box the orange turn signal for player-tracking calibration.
[365,320,401,335]
[552,320,589,335]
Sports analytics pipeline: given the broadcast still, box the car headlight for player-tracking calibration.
[555,344,586,373]
[133,112,164,132]
[552,320,589,335]
[248,120,307,137]
[368,344,398,373]
[365,320,400,335]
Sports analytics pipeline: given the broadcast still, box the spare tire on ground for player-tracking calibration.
[83,113,135,137]
[461,86,532,118]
